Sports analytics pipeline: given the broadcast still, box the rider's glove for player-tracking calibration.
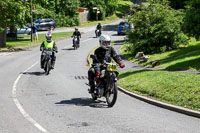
[118,61,125,68]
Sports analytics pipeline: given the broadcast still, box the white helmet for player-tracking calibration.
[99,34,111,50]
[46,33,52,41]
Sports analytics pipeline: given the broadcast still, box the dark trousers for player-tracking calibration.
[88,64,101,92]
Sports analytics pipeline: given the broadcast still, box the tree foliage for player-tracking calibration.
[168,0,188,9]
[183,0,200,40]
[127,0,188,54]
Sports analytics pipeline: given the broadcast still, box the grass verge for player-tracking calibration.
[116,0,133,17]
[120,40,200,72]
[1,32,73,51]
[118,69,200,111]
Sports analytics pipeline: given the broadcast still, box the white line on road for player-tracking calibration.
[12,61,48,133]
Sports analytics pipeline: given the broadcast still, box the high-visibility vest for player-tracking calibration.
[44,40,54,48]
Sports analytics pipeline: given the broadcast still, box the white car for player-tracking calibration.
[17,27,31,35]
[7,27,31,35]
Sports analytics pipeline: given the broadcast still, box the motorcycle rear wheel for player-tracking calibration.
[105,82,118,107]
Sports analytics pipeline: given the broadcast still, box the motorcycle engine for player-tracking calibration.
[97,85,104,97]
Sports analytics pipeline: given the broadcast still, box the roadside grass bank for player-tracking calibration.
[0,32,73,51]
[116,0,133,17]
[118,69,200,111]
[118,38,200,111]
[120,40,200,72]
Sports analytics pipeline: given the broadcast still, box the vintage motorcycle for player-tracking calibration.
[72,36,79,50]
[42,48,53,75]
[89,55,119,107]
[95,29,101,38]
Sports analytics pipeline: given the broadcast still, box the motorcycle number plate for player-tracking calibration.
[46,51,52,55]
[107,64,117,71]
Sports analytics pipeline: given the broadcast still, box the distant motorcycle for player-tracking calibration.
[72,36,79,50]
[89,55,118,107]
[42,48,53,75]
[95,29,101,38]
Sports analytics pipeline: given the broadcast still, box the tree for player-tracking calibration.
[168,0,188,9]
[0,0,27,47]
[127,0,188,54]
[183,0,200,40]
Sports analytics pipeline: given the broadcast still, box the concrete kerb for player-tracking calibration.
[118,86,200,118]
[86,41,200,119]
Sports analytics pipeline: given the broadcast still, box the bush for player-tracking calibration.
[54,14,80,27]
[127,0,189,54]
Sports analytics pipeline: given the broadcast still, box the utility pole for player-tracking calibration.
[30,0,33,42]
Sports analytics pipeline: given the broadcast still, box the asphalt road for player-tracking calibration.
[0,20,200,133]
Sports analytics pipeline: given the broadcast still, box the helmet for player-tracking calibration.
[99,34,111,50]
[75,27,78,31]
[46,33,52,41]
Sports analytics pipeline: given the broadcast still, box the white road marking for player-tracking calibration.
[12,61,48,133]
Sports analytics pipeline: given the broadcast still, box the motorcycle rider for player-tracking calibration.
[40,33,58,69]
[72,28,81,46]
[88,34,125,93]
[95,23,102,35]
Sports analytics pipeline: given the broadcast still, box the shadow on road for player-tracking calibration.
[55,97,108,108]
[22,71,45,76]
[62,48,75,51]
[102,24,118,31]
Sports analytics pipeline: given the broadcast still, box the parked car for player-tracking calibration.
[26,18,56,31]
[117,21,130,35]
[7,26,31,35]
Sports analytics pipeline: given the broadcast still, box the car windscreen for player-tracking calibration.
[34,20,40,23]
[119,22,128,25]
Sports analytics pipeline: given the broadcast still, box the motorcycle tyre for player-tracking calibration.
[45,59,51,75]
[105,82,118,107]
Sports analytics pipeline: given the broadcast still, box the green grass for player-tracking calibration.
[2,32,73,50]
[80,14,118,27]
[118,70,200,111]
[120,40,200,71]
[116,0,133,18]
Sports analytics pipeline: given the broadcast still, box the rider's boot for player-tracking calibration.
[41,59,44,68]
[51,61,55,69]
[88,81,95,94]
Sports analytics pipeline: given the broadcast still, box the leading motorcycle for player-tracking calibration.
[72,36,79,50]
[89,55,118,107]
[42,48,53,75]
[95,29,101,38]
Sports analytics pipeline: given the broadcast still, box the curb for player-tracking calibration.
[118,86,200,118]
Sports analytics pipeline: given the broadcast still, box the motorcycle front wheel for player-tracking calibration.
[105,82,118,107]
[45,59,51,75]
